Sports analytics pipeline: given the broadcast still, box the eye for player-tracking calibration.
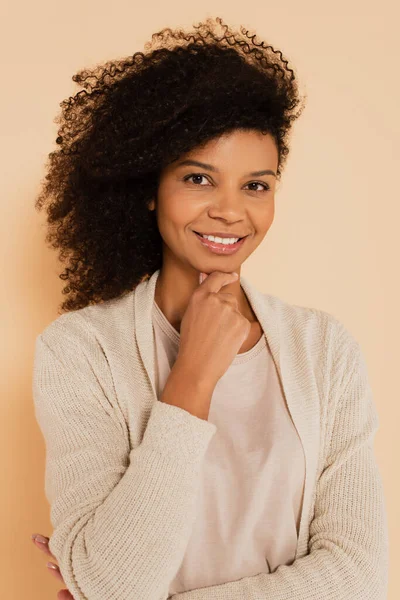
[245,181,270,192]
[183,173,270,192]
[183,173,210,186]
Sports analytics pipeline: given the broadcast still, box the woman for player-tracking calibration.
[31,16,388,600]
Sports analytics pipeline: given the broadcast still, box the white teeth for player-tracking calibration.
[201,234,240,244]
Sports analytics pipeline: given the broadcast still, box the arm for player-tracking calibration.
[168,319,389,600]
[33,322,217,600]
[160,357,214,421]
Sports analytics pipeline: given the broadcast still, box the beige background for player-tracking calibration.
[1,1,398,598]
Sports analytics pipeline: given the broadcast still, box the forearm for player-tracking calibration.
[34,336,218,600]
[160,359,216,421]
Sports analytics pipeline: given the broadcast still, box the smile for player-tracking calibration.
[193,231,248,255]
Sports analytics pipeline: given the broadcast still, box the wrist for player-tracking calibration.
[161,359,215,421]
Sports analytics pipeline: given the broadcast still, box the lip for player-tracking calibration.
[193,231,248,255]
[193,230,247,239]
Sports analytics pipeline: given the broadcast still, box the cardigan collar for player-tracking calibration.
[134,269,319,559]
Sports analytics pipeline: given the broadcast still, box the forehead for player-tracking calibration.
[171,130,278,171]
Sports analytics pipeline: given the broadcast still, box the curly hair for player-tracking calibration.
[35,16,306,314]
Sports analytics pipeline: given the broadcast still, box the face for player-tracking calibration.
[148,129,279,280]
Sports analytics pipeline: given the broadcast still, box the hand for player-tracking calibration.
[177,270,251,387]
[31,533,73,599]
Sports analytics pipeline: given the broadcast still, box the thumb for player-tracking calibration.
[199,272,208,285]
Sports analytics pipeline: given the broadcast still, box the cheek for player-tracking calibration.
[253,201,275,233]
[155,201,198,242]
[265,206,275,228]
[164,195,200,226]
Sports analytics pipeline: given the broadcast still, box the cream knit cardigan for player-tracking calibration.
[32,269,389,599]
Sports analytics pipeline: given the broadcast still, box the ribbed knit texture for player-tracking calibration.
[32,269,389,600]
[152,296,305,592]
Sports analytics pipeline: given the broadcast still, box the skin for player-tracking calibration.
[150,128,279,348]
[31,128,279,595]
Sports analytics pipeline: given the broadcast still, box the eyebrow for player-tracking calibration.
[175,159,276,178]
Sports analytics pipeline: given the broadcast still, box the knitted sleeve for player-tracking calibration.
[169,316,389,600]
[32,321,217,600]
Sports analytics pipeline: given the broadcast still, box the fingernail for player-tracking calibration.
[47,562,58,570]
[33,534,48,544]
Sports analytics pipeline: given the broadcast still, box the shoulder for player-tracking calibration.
[35,290,134,361]
[33,300,127,415]
[265,291,355,343]
[35,308,93,367]
[270,296,370,423]
[263,291,362,374]
[33,292,134,392]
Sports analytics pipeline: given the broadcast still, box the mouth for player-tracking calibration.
[192,230,248,254]
[192,231,247,241]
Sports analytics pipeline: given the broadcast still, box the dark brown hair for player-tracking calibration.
[35,16,306,313]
